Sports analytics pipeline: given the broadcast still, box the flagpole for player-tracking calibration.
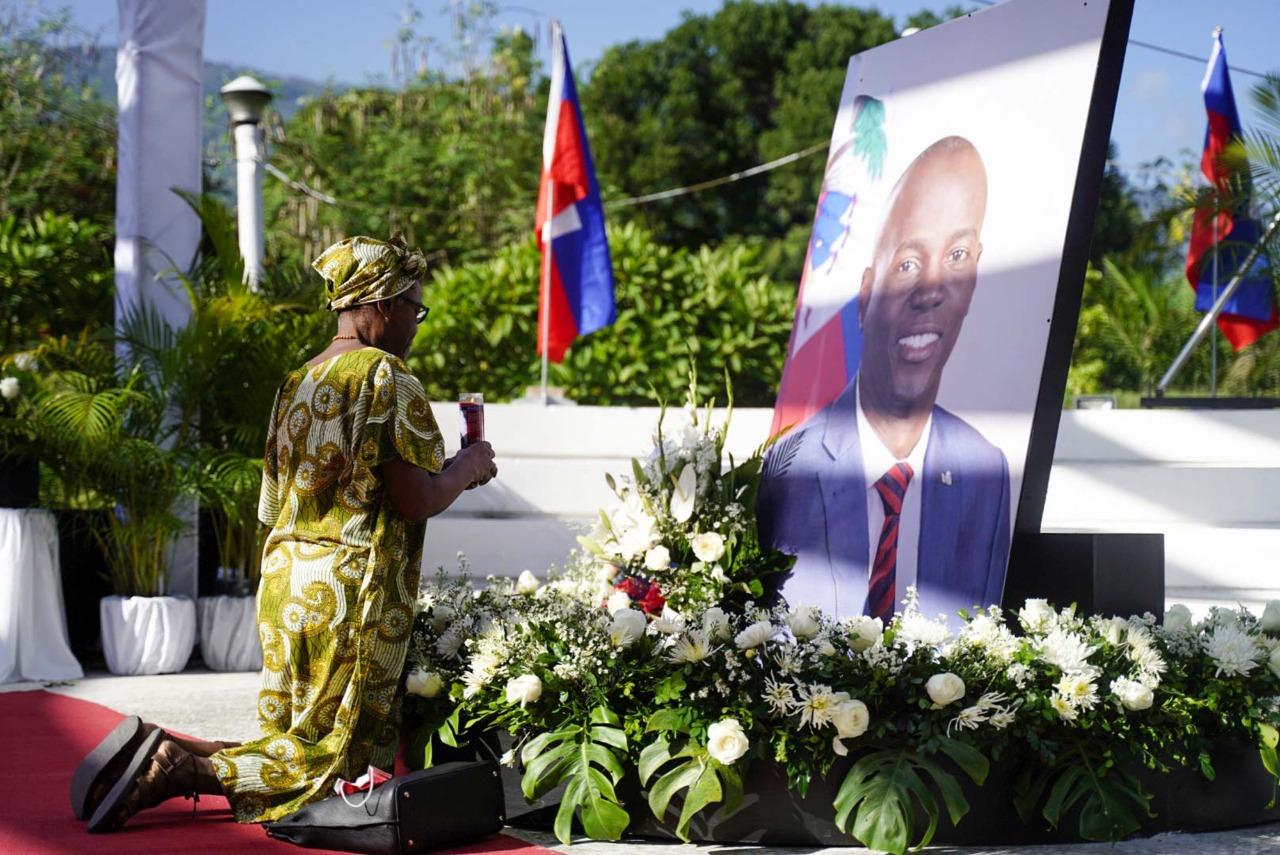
[539,18,561,407]
[1211,203,1218,397]
[540,178,554,406]
[1210,26,1222,398]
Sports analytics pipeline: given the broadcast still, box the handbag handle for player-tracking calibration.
[338,766,378,809]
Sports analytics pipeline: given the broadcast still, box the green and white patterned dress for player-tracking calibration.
[212,347,445,823]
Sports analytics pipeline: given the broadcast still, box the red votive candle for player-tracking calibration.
[459,393,485,448]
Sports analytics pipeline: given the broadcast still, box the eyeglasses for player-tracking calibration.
[397,294,430,324]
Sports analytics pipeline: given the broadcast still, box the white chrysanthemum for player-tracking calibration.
[896,610,950,648]
[669,630,716,664]
[792,683,846,729]
[434,626,465,658]
[1050,693,1078,722]
[1055,673,1099,711]
[989,708,1017,729]
[735,620,776,650]
[1006,662,1032,689]
[1205,622,1261,677]
[763,677,796,716]
[702,607,732,640]
[651,606,685,635]
[959,613,1020,662]
[1039,628,1099,678]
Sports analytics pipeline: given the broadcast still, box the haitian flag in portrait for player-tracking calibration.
[535,22,615,363]
[1185,29,1278,350]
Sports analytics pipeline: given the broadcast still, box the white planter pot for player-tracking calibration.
[198,595,262,672]
[99,596,196,676]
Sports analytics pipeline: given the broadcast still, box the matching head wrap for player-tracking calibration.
[312,236,427,312]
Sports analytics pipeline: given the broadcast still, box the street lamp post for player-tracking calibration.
[219,75,272,287]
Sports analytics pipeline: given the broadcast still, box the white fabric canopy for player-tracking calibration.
[115,0,207,599]
[0,510,84,683]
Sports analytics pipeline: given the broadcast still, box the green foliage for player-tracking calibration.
[833,739,988,854]
[408,222,794,406]
[0,212,112,348]
[520,706,631,844]
[1014,746,1153,842]
[1067,259,1211,397]
[585,1,897,249]
[263,24,542,270]
[639,724,745,841]
[0,3,116,227]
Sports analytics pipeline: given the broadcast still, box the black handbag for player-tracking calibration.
[264,761,506,854]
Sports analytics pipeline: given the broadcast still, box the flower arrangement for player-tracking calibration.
[402,404,1280,854]
[573,391,793,615]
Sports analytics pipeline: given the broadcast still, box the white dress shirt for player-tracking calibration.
[854,383,931,613]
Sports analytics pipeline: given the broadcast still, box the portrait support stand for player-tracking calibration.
[998,0,1165,619]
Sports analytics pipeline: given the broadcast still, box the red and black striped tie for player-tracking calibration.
[866,462,914,621]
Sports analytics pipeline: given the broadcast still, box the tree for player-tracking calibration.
[583,1,899,250]
[0,3,116,228]
[262,22,543,270]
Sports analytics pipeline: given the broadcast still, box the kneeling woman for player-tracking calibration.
[75,236,498,831]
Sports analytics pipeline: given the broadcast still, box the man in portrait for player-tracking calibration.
[758,135,1011,622]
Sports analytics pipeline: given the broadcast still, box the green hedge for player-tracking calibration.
[407,223,796,407]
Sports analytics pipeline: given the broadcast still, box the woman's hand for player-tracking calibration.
[454,441,498,488]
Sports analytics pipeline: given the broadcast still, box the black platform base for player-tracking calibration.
[1001,531,1165,620]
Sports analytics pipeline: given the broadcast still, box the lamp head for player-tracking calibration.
[219,75,272,124]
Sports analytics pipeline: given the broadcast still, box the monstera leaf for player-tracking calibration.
[520,706,630,843]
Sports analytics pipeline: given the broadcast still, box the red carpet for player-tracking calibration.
[0,690,557,855]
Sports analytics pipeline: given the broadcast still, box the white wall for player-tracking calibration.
[422,405,1280,612]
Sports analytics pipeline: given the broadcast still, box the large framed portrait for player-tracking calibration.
[759,0,1133,621]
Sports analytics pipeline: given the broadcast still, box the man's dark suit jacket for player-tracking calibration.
[757,379,1011,621]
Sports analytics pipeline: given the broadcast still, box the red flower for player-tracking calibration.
[615,577,647,600]
[638,583,666,616]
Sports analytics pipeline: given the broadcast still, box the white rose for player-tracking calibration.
[609,608,647,647]
[607,590,633,614]
[1263,602,1280,634]
[786,607,820,641]
[670,463,697,523]
[1018,599,1055,632]
[706,718,749,765]
[690,532,725,563]
[925,672,966,708]
[515,570,540,595]
[1111,677,1154,711]
[831,698,870,739]
[504,674,543,707]
[1269,646,1280,679]
[429,604,455,633]
[405,668,443,698]
[644,545,671,572]
[1164,604,1193,632]
[0,376,18,400]
[848,616,883,653]
[702,607,731,640]
[734,620,775,650]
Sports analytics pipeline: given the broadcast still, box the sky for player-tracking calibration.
[51,0,1280,188]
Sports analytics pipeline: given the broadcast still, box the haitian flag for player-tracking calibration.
[535,22,615,363]
[1185,29,1278,350]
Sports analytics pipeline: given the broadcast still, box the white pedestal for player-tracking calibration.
[198,595,262,672]
[0,509,84,683]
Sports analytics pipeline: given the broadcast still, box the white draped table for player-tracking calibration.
[0,509,83,683]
